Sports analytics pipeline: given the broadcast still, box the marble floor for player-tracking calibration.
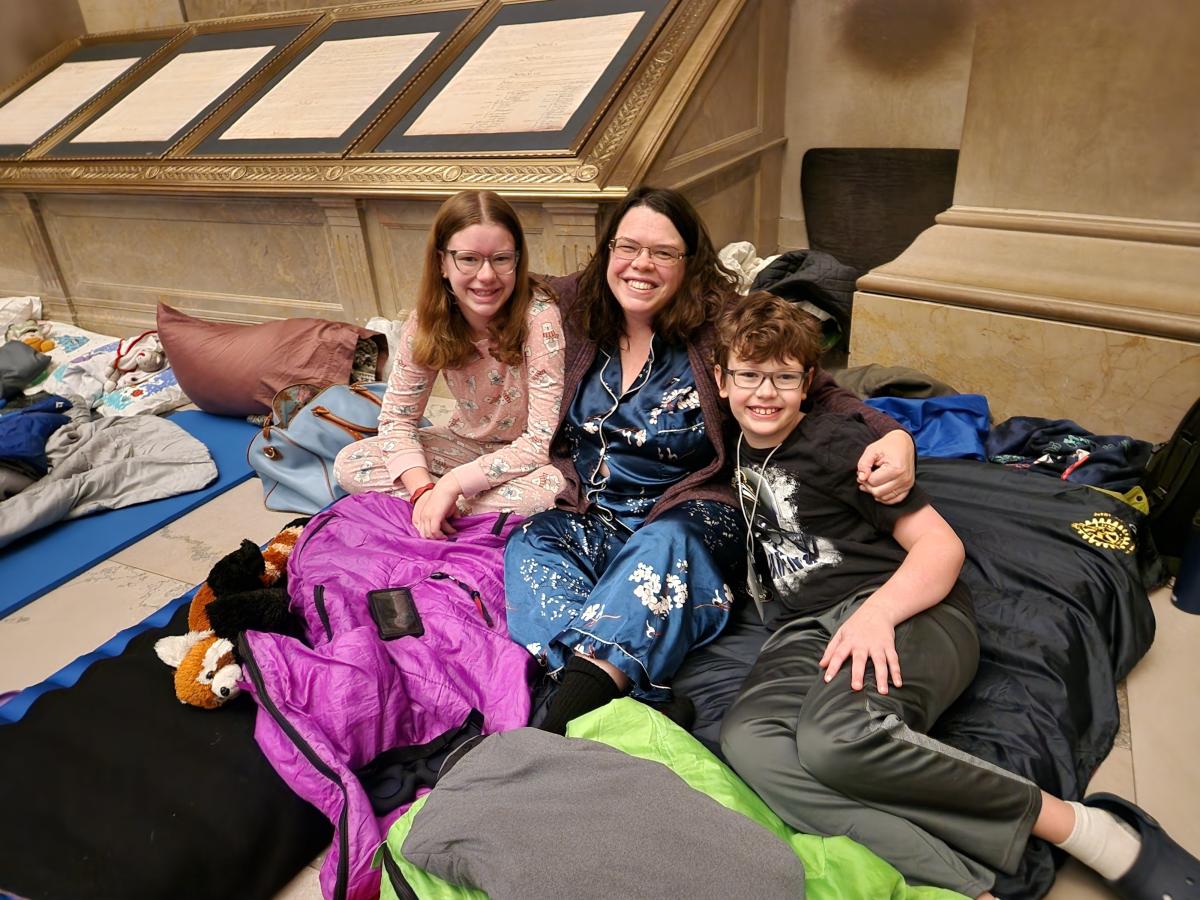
[1,445,1197,899]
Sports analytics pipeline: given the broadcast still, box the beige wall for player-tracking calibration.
[0,0,87,89]
[8,0,293,41]
[852,0,1200,442]
[955,0,1199,222]
[780,0,976,249]
[76,0,184,33]
[183,0,327,18]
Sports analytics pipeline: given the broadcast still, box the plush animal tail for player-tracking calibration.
[259,517,310,589]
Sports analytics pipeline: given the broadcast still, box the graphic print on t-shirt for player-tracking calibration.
[738,462,842,597]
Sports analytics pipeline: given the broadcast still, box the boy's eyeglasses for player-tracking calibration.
[722,367,809,391]
[442,249,519,276]
[608,239,687,266]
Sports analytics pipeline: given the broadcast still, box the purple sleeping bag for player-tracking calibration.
[240,493,535,900]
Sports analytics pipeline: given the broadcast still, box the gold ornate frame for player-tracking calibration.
[0,0,737,198]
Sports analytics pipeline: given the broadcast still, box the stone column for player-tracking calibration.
[851,0,1199,441]
[1,193,73,322]
[317,197,381,325]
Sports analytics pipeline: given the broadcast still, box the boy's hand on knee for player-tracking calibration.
[820,605,902,694]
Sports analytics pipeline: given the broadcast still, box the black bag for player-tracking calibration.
[1143,396,1200,557]
[750,249,858,348]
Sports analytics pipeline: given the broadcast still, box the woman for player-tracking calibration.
[504,186,916,734]
[333,190,564,539]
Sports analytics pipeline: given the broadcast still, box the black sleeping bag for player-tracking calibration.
[0,601,332,900]
[675,457,1156,900]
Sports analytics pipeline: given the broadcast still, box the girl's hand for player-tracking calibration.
[819,604,902,694]
[857,429,916,505]
[412,476,461,539]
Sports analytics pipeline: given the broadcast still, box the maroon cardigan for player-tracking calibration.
[544,273,903,525]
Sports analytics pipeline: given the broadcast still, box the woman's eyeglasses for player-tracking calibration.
[443,249,519,275]
[722,368,809,390]
[608,239,687,266]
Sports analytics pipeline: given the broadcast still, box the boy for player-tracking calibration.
[713,292,1193,900]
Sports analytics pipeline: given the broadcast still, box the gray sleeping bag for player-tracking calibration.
[401,727,806,899]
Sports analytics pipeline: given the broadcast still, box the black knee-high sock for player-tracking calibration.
[539,655,624,735]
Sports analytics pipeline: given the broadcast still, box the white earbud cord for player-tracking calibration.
[735,432,783,620]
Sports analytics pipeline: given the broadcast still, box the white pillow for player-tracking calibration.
[28,324,120,395]
[22,321,184,415]
[0,296,43,330]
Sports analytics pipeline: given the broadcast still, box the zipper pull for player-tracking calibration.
[428,572,493,627]
[471,590,494,628]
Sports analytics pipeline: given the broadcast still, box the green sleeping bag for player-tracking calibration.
[376,698,964,899]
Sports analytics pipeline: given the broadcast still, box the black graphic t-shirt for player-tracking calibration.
[736,412,972,625]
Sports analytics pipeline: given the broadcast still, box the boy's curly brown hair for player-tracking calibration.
[714,291,823,372]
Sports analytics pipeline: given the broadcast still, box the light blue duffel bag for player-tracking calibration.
[247,381,387,514]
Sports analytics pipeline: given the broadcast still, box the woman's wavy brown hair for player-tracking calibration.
[575,186,737,348]
[412,190,548,370]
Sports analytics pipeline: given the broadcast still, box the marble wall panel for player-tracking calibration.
[0,0,85,89]
[77,0,183,33]
[651,0,770,180]
[0,205,47,300]
[0,195,72,321]
[38,194,346,334]
[683,157,763,254]
[956,0,1198,222]
[850,293,1200,443]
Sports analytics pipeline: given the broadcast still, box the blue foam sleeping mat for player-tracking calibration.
[0,410,258,620]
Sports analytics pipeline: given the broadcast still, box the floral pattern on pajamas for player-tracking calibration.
[332,295,564,517]
[564,337,710,532]
[504,500,742,700]
[504,337,743,699]
[335,424,562,516]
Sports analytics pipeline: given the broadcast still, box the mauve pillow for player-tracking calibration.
[157,304,384,416]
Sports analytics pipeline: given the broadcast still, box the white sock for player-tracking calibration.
[1055,800,1142,881]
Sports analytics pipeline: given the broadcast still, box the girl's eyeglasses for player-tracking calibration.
[443,249,519,275]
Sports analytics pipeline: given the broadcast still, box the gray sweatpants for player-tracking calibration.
[720,593,1042,897]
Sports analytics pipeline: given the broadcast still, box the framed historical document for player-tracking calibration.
[0,36,176,159]
[44,22,314,159]
[367,0,672,155]
[188,7,474,158]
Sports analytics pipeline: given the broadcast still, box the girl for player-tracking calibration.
[334,190,564,538]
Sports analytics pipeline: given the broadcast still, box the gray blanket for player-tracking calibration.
[402,728,806,899]
[0,413,216,548]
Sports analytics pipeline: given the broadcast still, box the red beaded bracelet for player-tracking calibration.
[410,481,436,503]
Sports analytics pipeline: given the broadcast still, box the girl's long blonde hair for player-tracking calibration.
[412,190,546,370]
